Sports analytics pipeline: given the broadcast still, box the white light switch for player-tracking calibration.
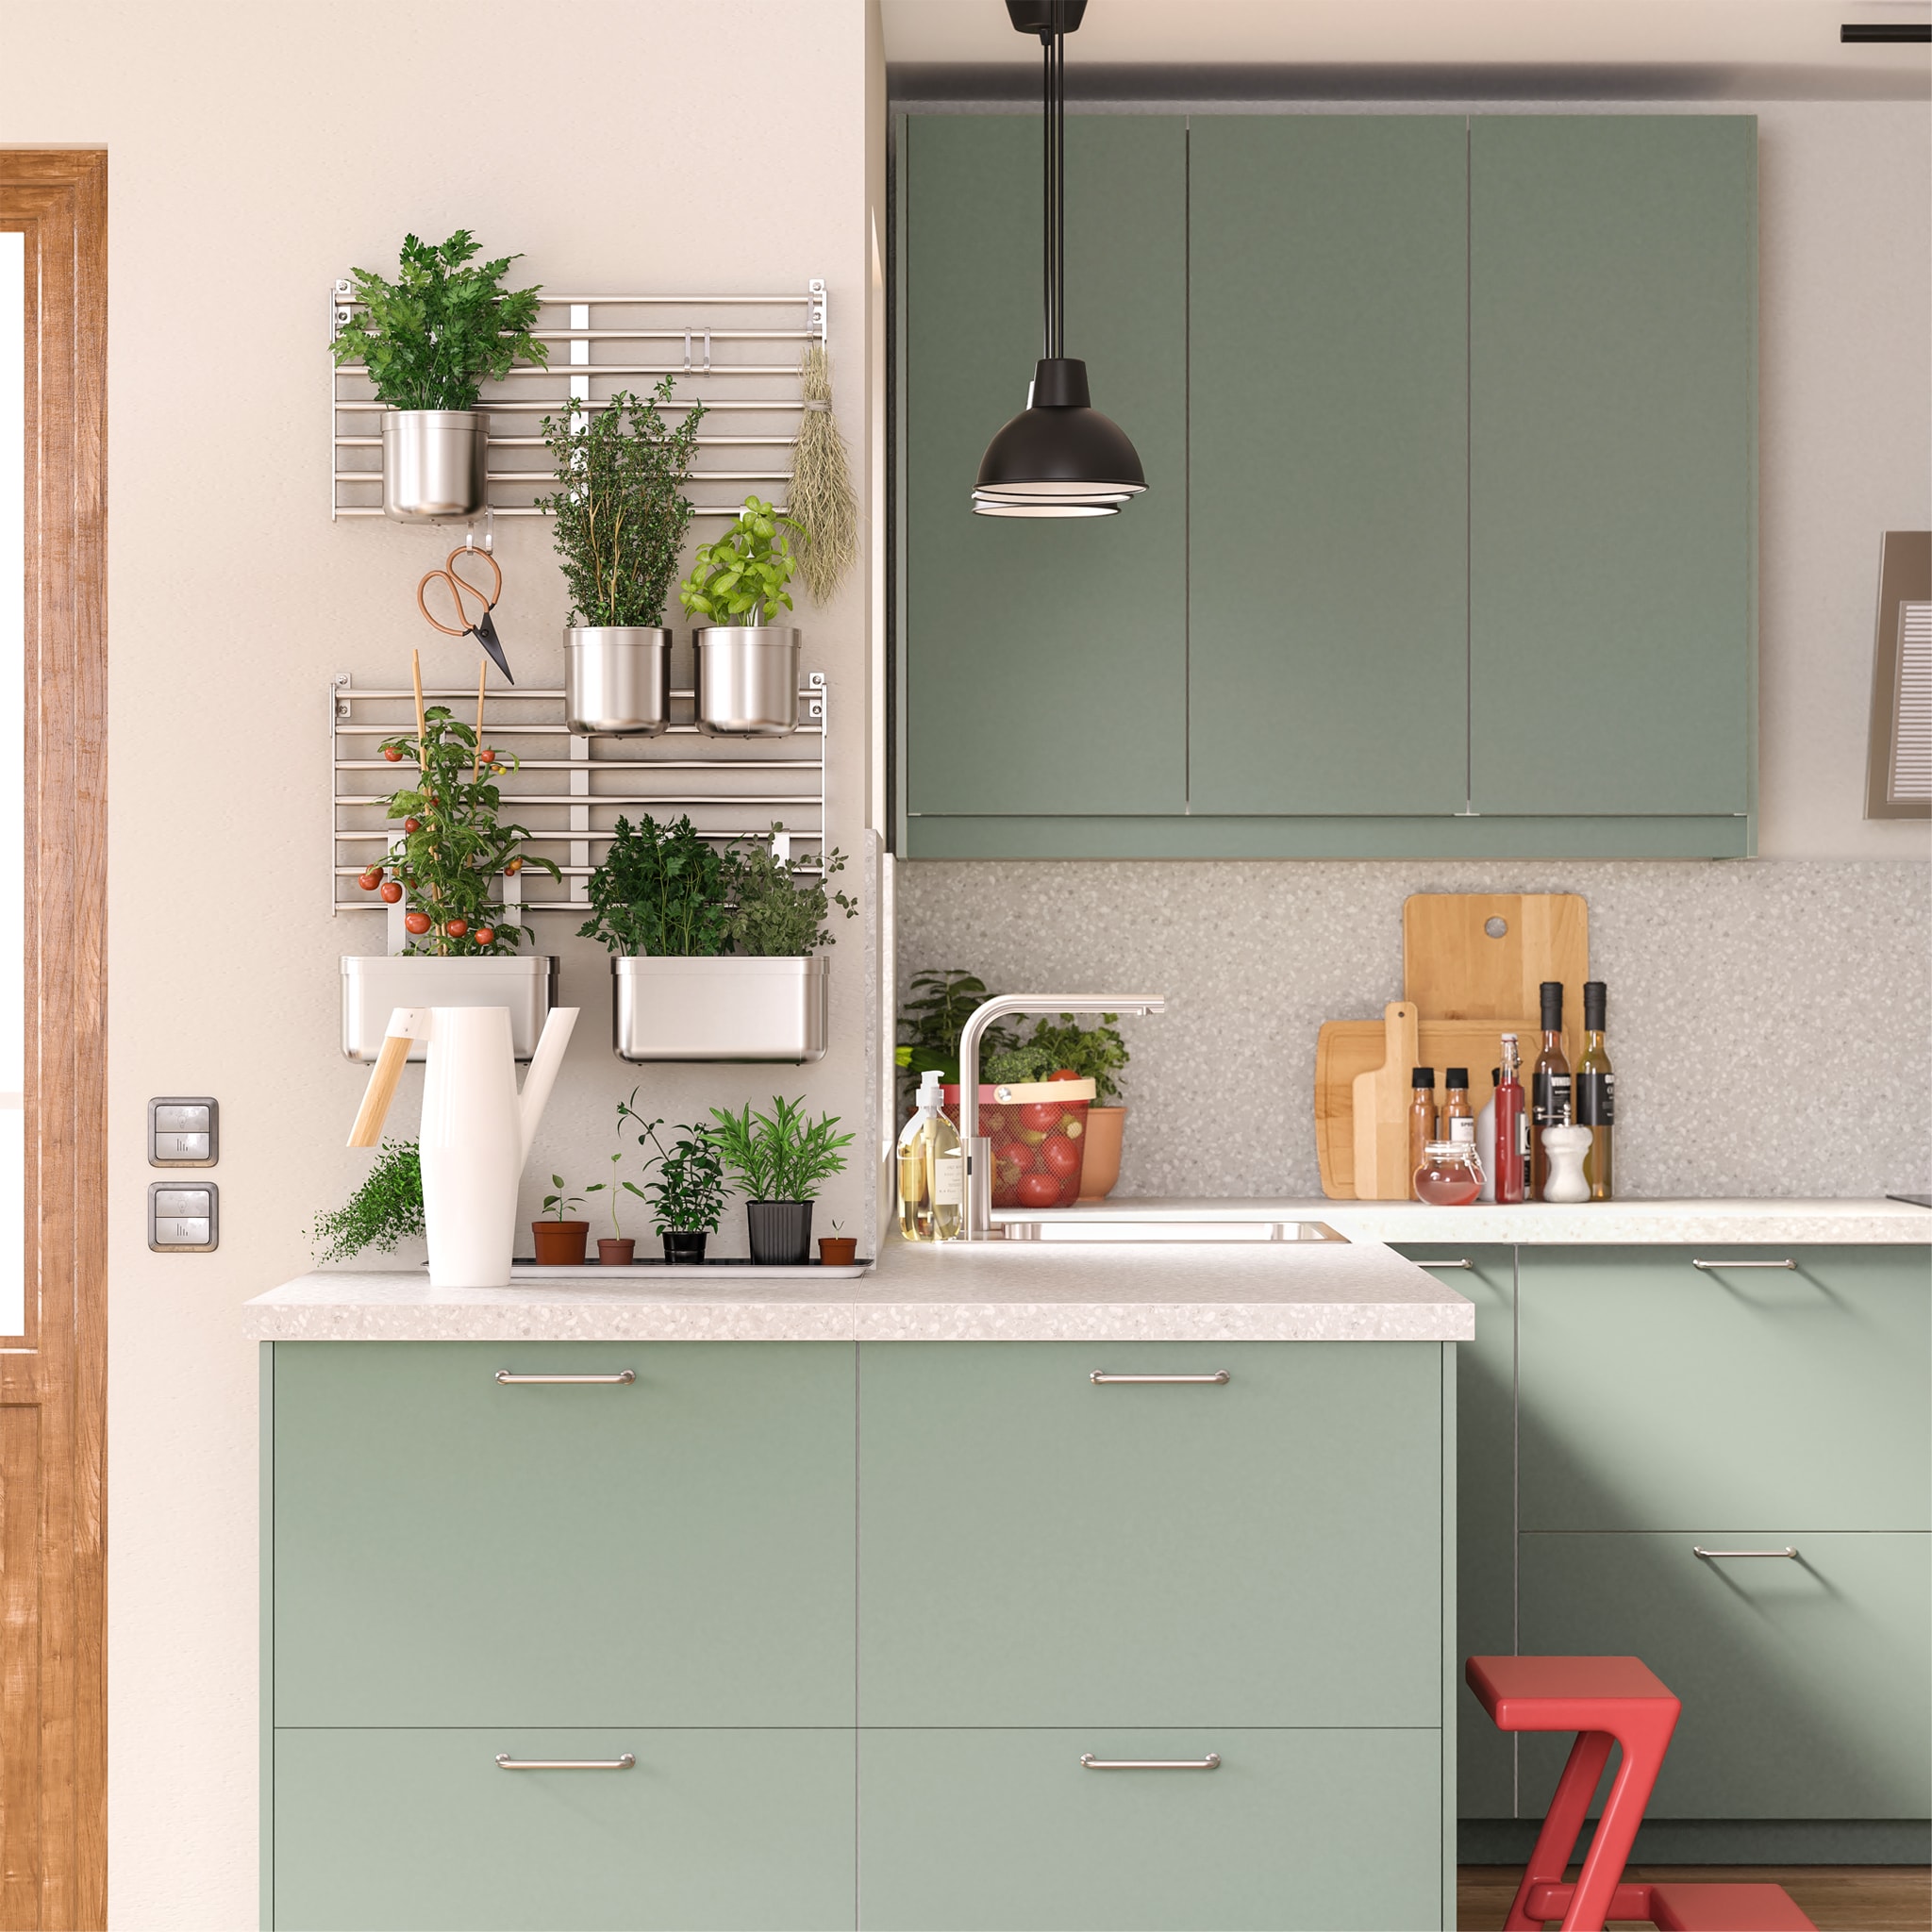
[150,1096,218,1168]
[149,1182,217,1252]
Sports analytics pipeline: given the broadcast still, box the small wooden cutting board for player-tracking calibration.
[1348,1003,1420,1202]
[1403,892,1589,1065]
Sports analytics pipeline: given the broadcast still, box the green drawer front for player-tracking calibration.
[1520,1531,1931,1819]
[858,1727,1441,1931]
[273,1341,855,1725]
[272,1727,855,1930]
[858,1341,1443,1725]
[1396,1245,1515,1819]
[1519,1246,1931,1532]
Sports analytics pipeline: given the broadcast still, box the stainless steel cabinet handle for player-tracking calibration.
[1417,1258,1474,1270]
[495,1369,637,1385]
[495,1753,635,1771]
[1091,1370,1229,1386]
[1693,1545,1799,1560]
[1081,1754,1221,1771]
[1691,1258,1796,1271]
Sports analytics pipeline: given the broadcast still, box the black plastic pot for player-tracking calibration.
[661,1229,709,1266]
[745,1199,813,1266]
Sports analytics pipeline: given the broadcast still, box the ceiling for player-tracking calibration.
[882,0,1932,99]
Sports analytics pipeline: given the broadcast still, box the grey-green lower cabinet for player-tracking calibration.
[858,1729,1442,1932]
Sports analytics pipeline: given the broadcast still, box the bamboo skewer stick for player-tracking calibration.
[410,649,428,763]
[474,659,488,781]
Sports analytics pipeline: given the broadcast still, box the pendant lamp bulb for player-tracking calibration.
[974,0,1145,519]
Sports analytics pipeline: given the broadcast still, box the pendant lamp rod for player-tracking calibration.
[1044,8,1064,360]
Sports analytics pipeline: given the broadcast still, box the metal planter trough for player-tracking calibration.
[341,955,558,1062]
[612,956,827,1063]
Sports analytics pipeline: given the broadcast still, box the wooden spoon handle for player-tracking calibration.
[349,1033,413,1148]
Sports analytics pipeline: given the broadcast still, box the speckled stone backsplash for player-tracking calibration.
[893,859,1932,1200]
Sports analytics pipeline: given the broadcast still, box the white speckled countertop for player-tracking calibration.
[243,1236,1471,1343]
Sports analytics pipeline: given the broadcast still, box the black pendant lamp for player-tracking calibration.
[973,0,1146,518]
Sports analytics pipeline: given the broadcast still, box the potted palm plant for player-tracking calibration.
[679,496,803,735]
[341,692,564,1062]
[627,1120,728,1264]
[330,230,547,522]
[706,1096,853,1265]
[539,379,706,737]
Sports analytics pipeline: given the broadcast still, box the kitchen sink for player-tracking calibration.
[994,1217,1345,1244]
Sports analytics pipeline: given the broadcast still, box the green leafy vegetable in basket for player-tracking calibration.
[987,1014,1131,1105]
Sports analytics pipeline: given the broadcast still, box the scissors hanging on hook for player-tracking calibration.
[416,542,514,684]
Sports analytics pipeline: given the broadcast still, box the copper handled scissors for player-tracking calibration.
[416,546,514,683]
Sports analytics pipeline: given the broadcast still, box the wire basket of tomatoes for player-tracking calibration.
[941,1074,1095,1210]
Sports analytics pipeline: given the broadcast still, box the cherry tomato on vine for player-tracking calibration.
[381,746,404,762]
[358,870,382,891]
[403,816,422,834]
[474,926,495,948]
[504,858,524,875]
[379,881,403,904]
[404,912,432,935]
[444,918,468,939]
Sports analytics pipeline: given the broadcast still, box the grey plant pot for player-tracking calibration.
[745,1200,813,1266]
[382,409,487,523]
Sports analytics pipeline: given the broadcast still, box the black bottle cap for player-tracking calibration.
[1540,980,1564,1030]
[1411,1066,1435,1088]
[1583,980,1607,1030]
[1445,1067,1469,1088]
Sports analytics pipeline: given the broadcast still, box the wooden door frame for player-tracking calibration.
[0,148,108,1932]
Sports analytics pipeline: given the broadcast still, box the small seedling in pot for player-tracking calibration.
[540,1177,585,1223]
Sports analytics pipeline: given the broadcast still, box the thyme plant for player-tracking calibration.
[309,1141,424,1263]
[723,827,856,957]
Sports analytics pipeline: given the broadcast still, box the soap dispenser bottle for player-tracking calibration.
[897,1070,963,1242]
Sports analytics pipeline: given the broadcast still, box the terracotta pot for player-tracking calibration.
[818,1237,858,1267]
[596,1238,636,1267]
[531,1220,589,1266]
[661,1230,709,1265]
[1076,1106,1127,1202]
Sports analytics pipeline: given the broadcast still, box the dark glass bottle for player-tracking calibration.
[1575,979,1615,1201]
[1530,981,1573,1202]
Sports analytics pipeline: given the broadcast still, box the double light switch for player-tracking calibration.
[149,1097,217,1251]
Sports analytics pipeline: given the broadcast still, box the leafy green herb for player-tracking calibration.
[576,813,730,958]
[706,1095,853,1203]
[724,826,857,958]
[625,1119,728,1235]
[985,1014,1130,1104]
[540,1175,585,1223]
[375,707,559,955]
[538,378,706,628]
[329,230,547,413]
[678,495,799,626]
[309,1141,424,1263]
[894,969,1018,1090]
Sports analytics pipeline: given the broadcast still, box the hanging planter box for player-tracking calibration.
[381,409,488,523]
[341,955,557,1062]
[612,956,827,1063]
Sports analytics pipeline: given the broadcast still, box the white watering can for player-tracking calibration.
[348,1004,579,1288]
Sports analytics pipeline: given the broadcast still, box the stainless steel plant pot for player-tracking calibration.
[565,628,672,736]
[613,955,827,1063]
[696,625,800,737]
[381,409,488,522]
[341,954,557,1061]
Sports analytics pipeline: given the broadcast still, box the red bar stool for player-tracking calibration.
[1465,1655,1816,1932]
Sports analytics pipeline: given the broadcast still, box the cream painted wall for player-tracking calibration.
[2,3,884,1923]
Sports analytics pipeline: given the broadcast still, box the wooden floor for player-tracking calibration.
[1457,1865,1932,1931]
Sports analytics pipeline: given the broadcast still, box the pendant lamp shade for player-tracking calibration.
[972,2,1145,519]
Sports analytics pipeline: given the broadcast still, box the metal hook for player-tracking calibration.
[702,327,712,374]
[683,329,692,373]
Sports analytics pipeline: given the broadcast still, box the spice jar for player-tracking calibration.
[1414,1139,1484,1207]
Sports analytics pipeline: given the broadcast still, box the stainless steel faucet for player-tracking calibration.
[955,993,1166,1240]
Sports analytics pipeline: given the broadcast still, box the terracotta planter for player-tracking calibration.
[746,1199,813,1265]
[661,1230,709,1265]
[818,1236,858,1267]
[596,1238,636,1267]
[531,1220,589,1266]
[1077,1106,1127,1202]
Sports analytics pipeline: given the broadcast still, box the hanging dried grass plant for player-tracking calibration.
[791,345,858,602]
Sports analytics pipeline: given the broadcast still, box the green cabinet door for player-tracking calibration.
[1470,116,1757,822]
[272,1728,856,1930]
[858,1341,1443,1726]
[859,1728,1441,1932]
[1518,1246,1931,1533]
[1189,117,1469,816]
[272,1342,855,1725]
[902,114,1187,821]
[1398,1245,1515,1818]
[1519,1532,1932,1819]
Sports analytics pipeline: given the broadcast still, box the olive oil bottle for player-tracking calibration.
[1575,980,1615,1201]
[1530,981,1573,1202]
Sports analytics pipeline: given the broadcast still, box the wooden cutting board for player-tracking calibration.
[1402,892,1589,1065]
[1348,1003,1419,1202]
[1317,1014,1541,1198]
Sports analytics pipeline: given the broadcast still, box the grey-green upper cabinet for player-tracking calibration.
[1189,117,1469,815]
[901,114,1187,821]
[1470,116,1757,824]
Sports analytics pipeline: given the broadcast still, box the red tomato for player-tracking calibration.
[1018,1102,1063,1132]
[474,926,496,947]
[404,911,432,935]
[1014,1173,1061,1209]
[479,748,496,765]
[358,870,382,891]
[379,881,403,904]
[1041,1136,1082,1179]
[1046,1068,1082,1081]
[504,857,524,875]
[381,746,404,762]
[444,918,468,939]
[403,816,423,834]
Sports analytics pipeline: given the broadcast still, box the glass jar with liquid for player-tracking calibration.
[897,1069,963,1241]
[1413,1140,1485,1208]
